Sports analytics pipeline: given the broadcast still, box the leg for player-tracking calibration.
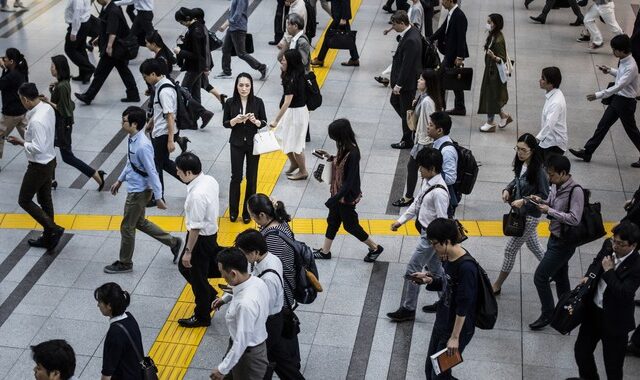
[405,155,419,199]
[453,88,465,111]
[424,3,434,37]
[631,324,640,346]
[0,115,26,159]
[59,146,96,178]
[131,10,154,46]
[242,150,259,218]
[338,203,370,242]
[584,5,602,45]
[118,191,149,264]
[18,162,58,232]
[292,151,307,176]
[574,310,602,380]
[552,243,577,298]
[274,0,286,42]
[84,55,116,100]
[136,212,178,248]
[230,30,265,71]
[113,59,139,99]
[324,204,342,241]
[568,0,584,20]
[390,93,406,143]
[267,314,305,380]
[600,3,623,37]
[345,21,359,61]
[316,20,338,61]
[540,0,558,20]
[229,144,245,217]
[425,327,449,380]
[182,70,204,105]
[152,136,167,197]
[523,216,546,261]
[401,234,437,311]
[399,90,414,144]
[221,32,233,75]
[615,98,640,155]
[583,103,619,156]
[533,237,575,318]
[185,234,218,321]
[602,334,627,380]
[33,160,57,227]
[64,23,94,78]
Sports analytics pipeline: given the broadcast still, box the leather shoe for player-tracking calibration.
[268,40,279,45]
[568,148,592,163]
[120,96,140,103]
[631,160,640,168]
[47,227,65,250]
[391,141,412,149]
[341,59,360,67]
[200,110,214,129]
[310,58,324,67]
[382,5,393,13]
[374,76,390,86]
[28,235,48,248]
[75,92,92,105]
[524,0,533,9]
[392,197,414,207]
[570,18,584,26]
[529,315,551,330]
[627,342,640,357]
[446,108,466,116]
[178,315,211,328]
[422,301,440,313]
[71,75,91,84]
[530,16,545,24]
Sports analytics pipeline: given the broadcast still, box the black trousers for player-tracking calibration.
[574,302,628,380]
[584,96,640,156]
[325,202,369,241]
[18,160,59,233]
[263,312,305,380]
[425,326,474,379]
[85,54,139,100]
[181,71,209,120]
[423,2,434,37]
[317,20,359,61]
[384,0,410,11]
[390,90,415,144]
[151,134,181,198]
[441,59,465,111]
[541,145,565,165]
[405,154,419,198]
[631,324,640,346]
[541,0,583,21]
[178,232,221,321]
[130,10,154,46]
[229,144,260,218]
[273,0,289,41]
[65,22,95,78]
[58,146,96,179]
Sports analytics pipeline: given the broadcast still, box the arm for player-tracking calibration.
[596,64,638,99]
[455,14,468,60]
[70,0,85,36]
[270,95,293,127]
[101,330,124,380]
[340,0,350,21]
[325,152,359,208]
[601,262,640,301]
[396,36,421,89]
[536,101,563,143]
[398,183,425,224]
[547,186,584,226]
[441,147,457,185]
[181,227,200,268]
[139,144,164,200]
[23,121,48,156]
[254,98,267,128]
[222,100,235,129]
[433,189,449,218]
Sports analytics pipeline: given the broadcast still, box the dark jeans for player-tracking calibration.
[263,312,305,380]
[447,184,459,219]
[65,22,95,78]
[222,30,265,75]
[575,302,628,380]
[534,235,577,318]
[390,90,415,144]
[229,144,259,218]
[58,146,96,179]
[85,54,139,100]
[178,232,221,321]
[317,19,359,61]
[584,96,640,156]
[130,10,154,46]
[18,160,60,233]
[405,155,419,199]
[274,0,289,41]
[325,203,369,241]
[151,134,181,198]
[541,145,565,165]
[541,0,583,21]
[425,326,474,379]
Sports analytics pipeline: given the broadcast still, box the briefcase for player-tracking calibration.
[326,29,357,50]
[441,67,473,91]
[230,33,254,56]
[550,275,596,335]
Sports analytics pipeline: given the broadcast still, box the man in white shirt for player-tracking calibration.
[7,83,65,250]
[278,13,311,72]
[570,35,640,167]
[212,248,270,380]
[64,0,95,83]
[428,111,459,218]
[387,147,449,322]
[175,152,222,328]
[114,0,154,46]
[536,66,568,163]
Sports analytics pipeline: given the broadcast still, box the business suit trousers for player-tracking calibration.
[541,0,583,21]
[325,203,369,241]
[533,236,577,318]
[402,232,444,311]
[130,10,154,46]
[223,339,269,380]
[152,134,181,198]
[540,145,565,165]
[119,190,177,264]
[390,90,415,144]
[317,20,359,61]
[222,30,265,75]
[425,325,474,379]
[574,302,628,380]
[229,144,260,218]
[273,0,289,41]
[384,0,410,11]
[178,232,221,321]
[85,54,139,100]
[263,312,305,380]
[65,22,95,78]
[18,160,59,233]
[584,96,640,156]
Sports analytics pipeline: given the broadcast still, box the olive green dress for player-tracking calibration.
[477,33,509,115]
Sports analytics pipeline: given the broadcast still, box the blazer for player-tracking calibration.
[390,26,423,91]
[222,96,267,148]
[177,21,208,72]
[430,6,469,66]
[584,239,640,336]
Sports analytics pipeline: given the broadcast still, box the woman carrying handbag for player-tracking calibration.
[493,133,549,294]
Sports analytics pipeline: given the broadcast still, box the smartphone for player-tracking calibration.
[312,149,325,159]
[525,197,541,206]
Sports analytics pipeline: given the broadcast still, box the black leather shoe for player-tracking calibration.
[530,16,546,24]
[97,170,106,191]
[176,136,190,153]
[120,96,140,103]
[392,197,414,207]
[529,315,551,330]
[178,315,211,328]
[631,160,640,168]
[422,301,440,313]
[341,59,360,67]
[75,92,92,105]
[374,76,390,86]
[446,108,466,116]
[382,5,393,13]
[47,227,65,250]
[568,148,592,163]
[268,40,279,46]
[570,18,584,26]
[200,110,214,129]
[28,235,48,248]
[230,214,238,223]
[391,141,412,149]
[387,307,416,322]
[627,342,640,357]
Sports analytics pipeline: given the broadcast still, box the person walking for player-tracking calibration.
[223,73,267,223]
[0,48,28,168]
[64,0,95,84]
[492,134,549,294]
[6,83,65,250]
[536,66,568,162]
[478,13,512,133]
[114,0,154,46]
[578,0,623,50]
[530,0,584,26]
[106,106,182,274]
[144,30,177,77]
[310,0,360,67]
[428,111,459,217]
[0,0,27,12]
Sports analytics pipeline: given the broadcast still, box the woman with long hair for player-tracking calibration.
[0,47,28,167]
[313,119,384,262]
[492,133,549,294]
[223,73,267,223]
[270,49,309,180]
[44,55,105,190]
[393,69,442,207]
[478,13,512,133]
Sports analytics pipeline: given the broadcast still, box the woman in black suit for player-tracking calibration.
[223,73,267,223]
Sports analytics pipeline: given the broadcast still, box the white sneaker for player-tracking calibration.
[479,122,496,133]
[1,5,15,12]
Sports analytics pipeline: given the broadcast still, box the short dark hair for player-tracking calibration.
[425,218,460,245]
[18,82,39,100]
[612,221,640,245]
[542,66,562,88]
[546,154,571,175]
[217,248,249,273]
[122,106,147,130]
[139,58,167,77]
[235,229,268,255]
[31,340,76,380]
[175,152,202,175]
[430,111,452,135]
[94,282,131,316]
[287,12,304,30]
[416,147,443,173]
[390,10,410,25]
[610,34,631,54]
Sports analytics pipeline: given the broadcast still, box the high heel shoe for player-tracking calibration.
[51,180,58,190]
[177,136,190,153]
[97,170,106,191]
[285,165,299,175]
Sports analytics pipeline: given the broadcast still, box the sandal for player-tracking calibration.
[392,197,414,207]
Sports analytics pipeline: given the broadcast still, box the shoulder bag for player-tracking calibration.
[502,177,526,237]
[115,323,158,380]
[258,269,301,339]
[550,272,597,334]
[253,129,280,155]
[561,186,606,246]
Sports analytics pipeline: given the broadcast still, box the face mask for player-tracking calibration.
[485,23,492,31]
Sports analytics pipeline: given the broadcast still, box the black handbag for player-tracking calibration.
[115,323,159,380]
[550,273,596,335]
[326,28,357,50]
[561,186,606,246]
[230,33,254,56]
[208,30,223,51]
[441,67,473,91]
[502,178,526,237]
[601,82,615,105]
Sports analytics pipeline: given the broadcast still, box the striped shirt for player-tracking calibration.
[261,223,296,309]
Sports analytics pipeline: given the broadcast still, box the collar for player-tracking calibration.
[399,24,411,38]
[426,174,446,187]
[129,130,144,143]
[448,4,458,17]
[545,88,559,100]
[620,55,633,66]
[26,101,44,119]
[154,77,169,89]
[557,176,575,192]
[615,249,634,266]
[231,274,254,294]
[433,135,451,146]
[109,313,128,324]
[291,30,304,44]
[187,173,205,191]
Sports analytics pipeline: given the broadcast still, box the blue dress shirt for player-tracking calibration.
[118,131,163,199]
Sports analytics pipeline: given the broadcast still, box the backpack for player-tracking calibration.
[156,79,198,130]
[438,141,479,195]
[264,229,322,304]
[304,71,322,111]
[457,254,498,330]
[421,38,441,69]
[561,186,606,246]
[304,0,317,41]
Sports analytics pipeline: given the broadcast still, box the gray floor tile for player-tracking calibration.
[302,345,351,380]
[312,314,359,348]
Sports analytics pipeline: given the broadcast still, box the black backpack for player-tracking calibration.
[438,141,480,195]
[561,186,606,246]
[421,38,441,69]
[156,80,198,130]
[304,0,317,41]
[457,254,498,330]
[304,70,322,111]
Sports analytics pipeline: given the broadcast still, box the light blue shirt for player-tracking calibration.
[118,130,163,199]
[432,135,458,185]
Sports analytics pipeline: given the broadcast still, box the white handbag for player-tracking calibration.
[252,130,280,155]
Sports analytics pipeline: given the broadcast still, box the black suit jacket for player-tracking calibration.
[430,6,469,66]
[390,26,422,91]
[223,96,267,148]
[584,239,640,336]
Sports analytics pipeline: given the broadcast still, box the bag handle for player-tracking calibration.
[115,323,145,364]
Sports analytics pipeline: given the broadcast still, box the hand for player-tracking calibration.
[6,135,23,145]
[446,336,459,356]
[269,120,278,128]
[144,89,151,96]
[486,49,495,59]
[218,26,226,33]
[106,45,113,57]
[598,65,610,74]
[211,297,225,310]
[314,149,328,158]
[411,271,433,284]
[70,34,77,42]
[586,93,596,102]
[579,276,589,285]
[167,139,176,153]
[502,190,510,203]
[248,114,260,126]
[182,249,192,268]
[602,255,615,271]
[529,195,542,203]
[210,368,223,380]
[173,47,180,55]
[110,181,122,196]
[537,204,549,214]
[339,19,347,26]
[392,85,401,95]
[156,199,168,210]
[383,28,391,36]
[510,199,525,209]
[454,57,464,67]
[391,221,402,231]
[40,94,50,102]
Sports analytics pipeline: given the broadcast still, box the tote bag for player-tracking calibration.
[253,130,280,155]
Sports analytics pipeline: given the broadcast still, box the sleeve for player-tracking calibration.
[217,304,259,375]
[430,20,444,42]
[186,197,210,230]
[410,7,423,30]
[493,35,507,62]
[70,0,84,36]
[396,35,421,88]
[504,177,516,196]
[433,188,449,218]
[398,183,425,224]
[23,121,48,156]
[602,257,640,302]
[0,71,13,91]
[536,168,550,200]
[585,240,612,276]
[454,261,478,317]
[455,13,468,59]
[105,8,120,36]
[114,0,134,6]
[222,100,235,129]
[54,83,74,118]
[118,162,131,182]
[139,144,164,200]
[536,100,562,143]
[547,186,584,227]
[101,329,124,376]
[158,87,177,116]
[596,64,638,99]
[441,147,457,185]
[284,79,295,96]
[255,98,267,128]
[426,270,445,291]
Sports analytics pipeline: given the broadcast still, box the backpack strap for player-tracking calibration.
[438,141,454,151]
[115,323,144,364]
[155,82,176,110]
[258,268,294,310]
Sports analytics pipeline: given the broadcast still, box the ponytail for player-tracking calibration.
[94,282,131,316]
[247,193,291,223]
[5,48,28,79]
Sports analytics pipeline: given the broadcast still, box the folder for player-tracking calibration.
[430,347,463,375]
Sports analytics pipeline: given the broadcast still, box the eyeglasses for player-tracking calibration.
[514,146,531,153]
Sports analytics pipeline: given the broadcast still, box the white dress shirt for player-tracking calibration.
[536,88,568,151]
[114,0,154,11]
[184,174,219,236]
[595,55,639,100]
[152,77,177,138]
[397,173,449,228]
[593,251,632,308]
[445,4,459,33]
[24,102,56,165]
[218,275,269,375]
[65,0,91,36]
[282,0,307,43]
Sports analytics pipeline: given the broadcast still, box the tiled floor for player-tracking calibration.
[1,0,640,379]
